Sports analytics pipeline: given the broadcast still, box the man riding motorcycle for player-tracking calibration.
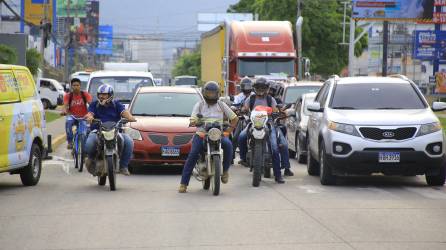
[179,81,239,193]
[238,77,291,183]
[233,77,254,106]
[84,84,137,176]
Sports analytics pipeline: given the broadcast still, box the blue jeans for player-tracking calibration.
[65,116,77,143]
[180,135,233,185]
[84,131,134,169]
[239,125,287,177]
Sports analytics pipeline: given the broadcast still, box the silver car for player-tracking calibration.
[306,75,446,186]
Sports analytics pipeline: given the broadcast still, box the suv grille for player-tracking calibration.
[359,127,417,140]
[148,134,168,145]
[173,134,193,145]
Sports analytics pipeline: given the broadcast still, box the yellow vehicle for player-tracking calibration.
[0,64,47,186]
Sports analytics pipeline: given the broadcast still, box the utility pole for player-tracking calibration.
[382,21,389,76]
[296,0,303,79]
[64,0,71,82]
[40,0,49,64]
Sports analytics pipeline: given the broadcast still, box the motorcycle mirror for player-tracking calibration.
[197,114,203,119]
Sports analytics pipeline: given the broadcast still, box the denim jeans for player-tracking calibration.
[238,125,287,177]
[180,135,233,185]
[65,116,78,143]
[84,131,134,169]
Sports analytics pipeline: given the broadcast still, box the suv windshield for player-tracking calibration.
[284,86,320,104]
[238,58,295,77]
[89,76,154,102]
[330,83,426,109]
[131,92,200,116]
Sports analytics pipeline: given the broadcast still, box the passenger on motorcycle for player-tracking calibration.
[267,80,293,176]
[179,81,239,193]
[232,77,254,106]
[238,77,289,183]
[84,84,137,176]
[61,78,93,149]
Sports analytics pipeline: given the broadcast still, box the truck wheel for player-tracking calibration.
[41,99,50,110]
[426,165,446,186]
[20,144,42,186]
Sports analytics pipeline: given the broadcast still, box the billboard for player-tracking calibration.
[56,0,87,18]
[413,30,446,61]
[96,25,113,55]
[352,0,435,20]
[23,0,53,25]
[71,0,99,47]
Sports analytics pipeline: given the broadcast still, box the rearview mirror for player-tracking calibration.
[432,102,446,112]
[307,102,323,112]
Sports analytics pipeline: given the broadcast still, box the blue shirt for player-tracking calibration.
[88,100,125,129]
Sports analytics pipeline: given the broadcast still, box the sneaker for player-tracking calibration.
[178,184,187,193]
[120,168,130,176]
[275,176,285,184]
[221,171,229,184]
[284,168,294,176]
[238,160,249,167]
[67,143,73,150]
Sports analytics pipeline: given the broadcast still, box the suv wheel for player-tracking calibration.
[296,134,306,164]
[319,143,336,185]
[306,139,319,176]
[20,143,42,186]
[425,165,445,186]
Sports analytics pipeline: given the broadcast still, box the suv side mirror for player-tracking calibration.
[307,102,323,112]
[432,102,446,112]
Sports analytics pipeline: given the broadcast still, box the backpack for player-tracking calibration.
[249,95,273,111]
[68,91,88,111]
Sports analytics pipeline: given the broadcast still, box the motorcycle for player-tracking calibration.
[192,114,226,196]
[90,118,128,191]
[246,105,289,187]
[231,103,250,161]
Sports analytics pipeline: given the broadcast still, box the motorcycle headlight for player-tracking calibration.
[328,121,359,136]
[253,115,267,129]
[102,130,116,141]
[208,128,222,141]
[417,122,442,137]
[124,127,142,141]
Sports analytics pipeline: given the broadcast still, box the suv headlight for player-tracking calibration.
[124,127,142,141]
[328,121,359,136]
[417,122,442,137]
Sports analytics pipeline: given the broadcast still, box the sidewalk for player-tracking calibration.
[45,113,66,151]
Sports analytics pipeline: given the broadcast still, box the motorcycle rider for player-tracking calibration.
[268,80,283,105]
[61,78,92,149]
[238,77,289,183]
[84,84,137,176]
[179,81,239,193]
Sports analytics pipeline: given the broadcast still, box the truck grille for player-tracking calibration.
[148,134,168,145]
[359,127,417,141]
[173,134,193,145]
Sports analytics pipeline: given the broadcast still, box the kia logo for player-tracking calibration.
[382,131,395,138]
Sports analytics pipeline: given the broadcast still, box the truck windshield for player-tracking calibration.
[238,58,295,77]
[175,78,197,86]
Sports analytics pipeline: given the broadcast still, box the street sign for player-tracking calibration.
[96,25,113,55]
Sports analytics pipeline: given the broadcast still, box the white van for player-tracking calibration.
[39,78,65,109]
[86,71,155,107]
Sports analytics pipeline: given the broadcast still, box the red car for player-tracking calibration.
[125,87,202,167]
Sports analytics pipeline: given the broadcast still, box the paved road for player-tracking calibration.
[1,143,446,250]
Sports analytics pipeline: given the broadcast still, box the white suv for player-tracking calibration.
[306,75,446,186]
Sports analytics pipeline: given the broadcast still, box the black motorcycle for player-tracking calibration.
[91,118,128,191]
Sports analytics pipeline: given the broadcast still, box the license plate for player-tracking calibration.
[161,146,180,157]
[379,152,400,163]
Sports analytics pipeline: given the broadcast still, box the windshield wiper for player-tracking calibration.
[157,114,190,117]
[376,107,401,110]
[332,106,356,110]
[132,113,157,116]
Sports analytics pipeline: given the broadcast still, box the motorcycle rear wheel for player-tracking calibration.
[98,176,106,186]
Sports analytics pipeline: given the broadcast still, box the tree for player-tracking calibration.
[172,49,201,82]
[228,0,368,77]
[0,44,18,64]
[26,48,41,76]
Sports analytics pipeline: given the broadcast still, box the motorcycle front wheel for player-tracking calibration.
[106,155,116,191]
[211,155,221,196]
[252,141,263,187]
[98,176,106,186]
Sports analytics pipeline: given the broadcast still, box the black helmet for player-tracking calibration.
[268,80,279,97]
[240,77,253,94]
[253,77,269,96]
[202,81,220,104]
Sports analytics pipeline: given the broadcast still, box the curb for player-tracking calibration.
[52,134,66,150]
